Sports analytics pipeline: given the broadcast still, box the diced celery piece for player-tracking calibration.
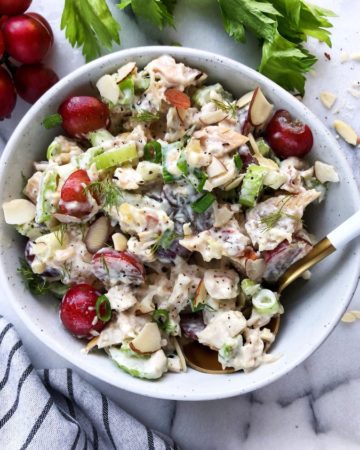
[192,83,232,108]
[108,347,168,380]
[134,76,150,92]
[87,129,114,147]
[94,143,138,170]
[118,77,134,105]
[35,170,58,224]
[256,138,270,156]
[76,146,104,169]
[46,139,61,161]
[239,164,267,208]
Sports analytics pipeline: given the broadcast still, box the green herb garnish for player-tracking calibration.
[134,110,161,122]
[189,298,215,313]
[42,113,63,129]
[54,223,68,246]
[191,193,216,214]
[151,229,178,253]
[211,98,237,118]
[176,151,189,176]
[234,154,243,170]
[144,140,162,163]
[96,295,112,322]
[86,179,123,209]
[18,259,50,296]
[152,309,170,330]
[260,196,301,231]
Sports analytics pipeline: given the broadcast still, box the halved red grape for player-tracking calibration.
[60,284,106,338]
[0,31,4,58]
[92,248,145,285]
[14,64,59,104]
[59,169,93,217]
[2,13,53,64]
[0,0,32,15]
[265,110,313,159]
[180,313,205,340]
[58,96,110,138]
[0,66,16,119]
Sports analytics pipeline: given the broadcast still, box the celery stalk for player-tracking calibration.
[239,164,267,208]
[94,143,138,170]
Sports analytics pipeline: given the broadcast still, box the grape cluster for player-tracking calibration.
[0,0,59,120]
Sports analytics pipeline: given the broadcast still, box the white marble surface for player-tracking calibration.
[1,1,360,449]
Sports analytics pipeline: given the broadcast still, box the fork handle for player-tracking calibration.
[327,209,360,249]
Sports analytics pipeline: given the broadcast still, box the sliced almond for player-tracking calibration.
[199,110,228,125]
[224,175,244,191]
[319,91,337,109]
[129,323,162,354]
[248,133,278,170]
[85,216,111,254]
[82,336,99,354]
[340,51,349,63]
[236,90,255,109]
[117,62,136,82]
[176,107,187,124]
[172,337,187,372]
[347,88,360,98]
[2,199,36,225]
[248,87,273,126]
[96,74,119,104]
[213,203,234,227]
[207,156,227,178]
[333,120,358,145]
[350,52,360,62]
[193,278,207,307]
[341,310,360,323]
[314,161,339,183]
[112,232,128,251]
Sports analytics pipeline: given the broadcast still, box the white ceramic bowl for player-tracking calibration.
[1,46,359,401]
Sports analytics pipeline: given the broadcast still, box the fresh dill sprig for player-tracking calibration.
[86,179,123,209]
[17,259,50,296]
[211,99,237,118]
[100,255,110,276]
[189,297,215,313]
[134,110,161,122]
[260,196,301,232]
[54,223,68,246]
[151,229,178,254]
[60,261,73,282]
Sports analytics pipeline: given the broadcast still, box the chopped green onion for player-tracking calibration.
[152,309,170,331]
[191,192,216,213]
[144,141,162,163]
[193,169,207,192]
[162,167,175,184]
[134,110,160,122]
[252,289,280,315]
[176,151,189,176]
[241,278,261,298]
[234,154,243,170]
[49,282,69,299]
[134,76,150,92]
[151,229,178,253]
[256,138,270,156]
[42,113,63,129]
[96,295,112,322]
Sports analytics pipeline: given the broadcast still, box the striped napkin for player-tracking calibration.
[0,316,177,450]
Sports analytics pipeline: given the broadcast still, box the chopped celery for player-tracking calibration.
[108,347,168,380]
[46,139,61,161]
[118,77,134,105]
[35,170,58,224]
[241,278,261,298]
[192,83,232,108]
[16,222,47,240]
[134,76,150,92]
[239,164,267,208]
[256,138,270,156]
[94,143,138,170]
[305,177,327,203]
[76,146,104,169]
[252,289,280,315]
[87,129,114,147]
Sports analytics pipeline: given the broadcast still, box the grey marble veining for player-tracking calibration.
[1,1,360,449]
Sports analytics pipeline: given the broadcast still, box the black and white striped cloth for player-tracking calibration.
[0,316,178,450]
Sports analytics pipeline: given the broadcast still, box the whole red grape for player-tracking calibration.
[58,96,110,138]
[0,0,32,15]
[265,110,313,159]
[2,13,53,64]
[60,284,107,339]
[0,31,4,59]
[0,66,17,119]
[26,12,53,46]
[14,64,59,103]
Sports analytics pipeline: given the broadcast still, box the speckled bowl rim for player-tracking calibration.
[1,46,360,401]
